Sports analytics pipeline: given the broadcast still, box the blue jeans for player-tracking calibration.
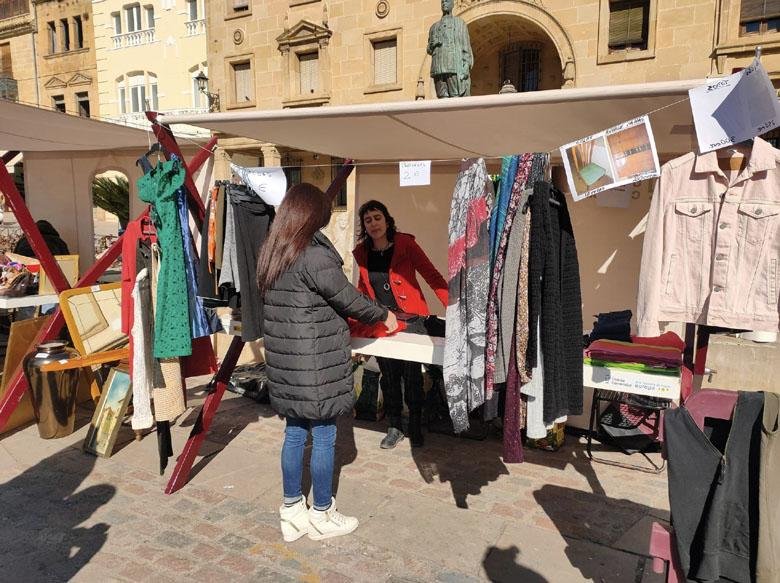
[281,417,337,511]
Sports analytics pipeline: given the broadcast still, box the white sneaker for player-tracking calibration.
[307,498,359,541]
[279,498,310,542]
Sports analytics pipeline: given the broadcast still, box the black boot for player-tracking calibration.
[409,410,424,448]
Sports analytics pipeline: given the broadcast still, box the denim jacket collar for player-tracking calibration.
[694,137,779,178]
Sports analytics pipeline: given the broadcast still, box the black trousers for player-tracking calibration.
[376,357,423,428]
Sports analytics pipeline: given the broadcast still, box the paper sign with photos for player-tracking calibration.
[560,115,661,202]
[689,58,780,154]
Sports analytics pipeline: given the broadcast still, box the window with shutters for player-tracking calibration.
[48,21,57,54]
[298,52,319,95]
[128,72,146,112]
[608,0,649,51]
[231,60,255,105]
[598,0,656,63]
[187,0,198,21]
[52,95,65,113]
[0,43,11,76]
[60,18,70,52]
[372,38,397,85]
[112,12,122,35]
[74,16,84,49]
[740,0,780,35]
[125,3,142,32]
[76,92,90,118]
[364,29,403,93]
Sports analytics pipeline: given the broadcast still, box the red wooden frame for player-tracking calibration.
[1,111,353,494]
[0,119,216,440]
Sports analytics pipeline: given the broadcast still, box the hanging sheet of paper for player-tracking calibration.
[560,115,660,202]
[230,164,288,205]
[399,161,431,187]
[689,58,780,153]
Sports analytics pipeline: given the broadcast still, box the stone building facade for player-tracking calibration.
[91,0,208,125]
[205,0,780,275]
[0,0,36,106]
[33,0,98,117]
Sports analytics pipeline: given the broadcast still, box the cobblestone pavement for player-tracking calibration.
[0,383,670,582]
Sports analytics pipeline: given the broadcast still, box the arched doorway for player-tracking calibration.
[468,15,564,95]
[458,0,576,96]
[91,170,128,271]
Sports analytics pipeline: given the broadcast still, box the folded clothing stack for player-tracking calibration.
[584,332,684,371]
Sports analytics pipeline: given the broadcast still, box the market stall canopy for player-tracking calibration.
[0,99,151,152]
[163,79,705,160]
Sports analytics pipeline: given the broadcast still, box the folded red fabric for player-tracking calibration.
[348,319,407,338]
[631,331,685,351]
[585,338,683,368]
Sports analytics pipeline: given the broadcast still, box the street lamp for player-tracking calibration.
[195,71,220,112]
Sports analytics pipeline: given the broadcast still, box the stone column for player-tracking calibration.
[260,144,281,167]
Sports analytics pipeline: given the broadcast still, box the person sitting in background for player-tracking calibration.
[14,220,70,257]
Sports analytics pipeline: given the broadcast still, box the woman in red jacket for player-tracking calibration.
[353,200,448,449]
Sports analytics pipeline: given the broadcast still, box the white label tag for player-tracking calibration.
[689,58,780,153]
[399,161,431,187]
[230,164,288,205]
[34,353,47,358]
[90,285,100,293]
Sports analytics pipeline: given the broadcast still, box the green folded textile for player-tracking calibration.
[584,358,681,376]
[578,163,607,186]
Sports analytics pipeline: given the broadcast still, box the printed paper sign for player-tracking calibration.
[399,161,431,187]
[689,58,780,153]
[230,164,287,206]
[560,115,660,202]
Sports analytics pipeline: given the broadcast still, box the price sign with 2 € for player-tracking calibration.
[399,161,431,187]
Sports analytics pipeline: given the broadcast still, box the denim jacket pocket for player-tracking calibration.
[738,203,779,246]
[674,202,712,242]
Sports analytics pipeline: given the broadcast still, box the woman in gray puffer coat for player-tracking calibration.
[256,183,397,543]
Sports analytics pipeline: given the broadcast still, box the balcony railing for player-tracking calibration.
[112,28,156,49]
[0,75,18,101]
[0,0,28,20]
[113,107,209,127]
[185,18,205,36]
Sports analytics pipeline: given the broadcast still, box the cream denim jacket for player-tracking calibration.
[637,138,780,336]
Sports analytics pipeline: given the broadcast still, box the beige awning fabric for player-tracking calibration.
[0,99,151,152]
[163,79,704,160]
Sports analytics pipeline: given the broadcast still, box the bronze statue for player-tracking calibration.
[426,0,473,98]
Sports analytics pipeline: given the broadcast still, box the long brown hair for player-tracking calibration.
[256,183,332,296]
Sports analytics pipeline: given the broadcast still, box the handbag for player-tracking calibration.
[0,266,32,297]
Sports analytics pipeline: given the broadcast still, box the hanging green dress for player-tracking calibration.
[138,158,193,358]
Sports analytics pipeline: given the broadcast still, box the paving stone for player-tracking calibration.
[0,402,670,583]
[155,530,195,549]
[154,552,194,573]
[218,533,254,551]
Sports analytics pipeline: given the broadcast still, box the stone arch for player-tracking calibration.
[457,0,576,89]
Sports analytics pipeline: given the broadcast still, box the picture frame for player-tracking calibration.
[83,368,132,458]
[39,254,79,295]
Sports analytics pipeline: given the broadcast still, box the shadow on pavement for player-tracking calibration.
[482,545,548,582]
[181,391,278,481]
[533,483,654,581]
[410,435,510,509]
[0,445,114,581]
